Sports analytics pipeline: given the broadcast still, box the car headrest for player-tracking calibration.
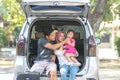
[74,32,80,39]
[35,32,44,39]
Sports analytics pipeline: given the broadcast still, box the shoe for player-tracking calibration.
[73,62,81,66]
[67,62,74,66]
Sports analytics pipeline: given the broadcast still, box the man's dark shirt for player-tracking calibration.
[35,37,55,61]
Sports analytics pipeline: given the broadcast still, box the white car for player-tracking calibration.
[14,0,100,80]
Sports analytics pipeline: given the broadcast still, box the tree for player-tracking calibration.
[0,0,25,30]
[0,0,25,47]
[88,0,120,33]
[0,28,8,49]
[114,37,120,57]
[12,27,21,40]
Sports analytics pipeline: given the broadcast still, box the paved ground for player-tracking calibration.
[99,69,120,80]
[98,48,119,60]
[0,67,14,80]
[0,47,120,80]
[0,66,120,80]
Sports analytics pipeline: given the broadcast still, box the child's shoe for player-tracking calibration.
[67,62,74,66]
[74,62,81,66]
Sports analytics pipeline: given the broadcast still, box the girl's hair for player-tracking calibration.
[55,31,64,43]
[67,29,74,34]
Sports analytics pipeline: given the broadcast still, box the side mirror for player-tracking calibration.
[95,38,101,44]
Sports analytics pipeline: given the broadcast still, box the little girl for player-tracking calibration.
[64,30,81,66]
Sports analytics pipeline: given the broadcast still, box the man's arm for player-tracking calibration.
[45,38,69,50]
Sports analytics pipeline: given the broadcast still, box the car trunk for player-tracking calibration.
[27,18,86,75]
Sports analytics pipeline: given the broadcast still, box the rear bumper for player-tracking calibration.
[14,56,99,80]
[79,57,99,80]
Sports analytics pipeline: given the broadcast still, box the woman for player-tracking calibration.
[54,31,79,80]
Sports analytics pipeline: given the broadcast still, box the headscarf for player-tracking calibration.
[55,31,64,43]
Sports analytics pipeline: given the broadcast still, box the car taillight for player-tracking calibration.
[17,35,25,56]
[88,36,96,56]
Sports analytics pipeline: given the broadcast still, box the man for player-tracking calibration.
[30,27,69,80]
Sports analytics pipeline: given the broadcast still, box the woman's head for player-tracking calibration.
[55,31,65,43]
[66,29,74,38]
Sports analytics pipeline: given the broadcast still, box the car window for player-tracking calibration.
[63,25,84,39]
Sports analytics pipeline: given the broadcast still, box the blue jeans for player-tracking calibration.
[60,64,79,80]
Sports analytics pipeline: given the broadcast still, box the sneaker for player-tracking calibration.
[73,62,81,66]
[67,62,74,66]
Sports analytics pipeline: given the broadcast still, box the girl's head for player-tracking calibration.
[55,31,65,43]
[66,29,74,38]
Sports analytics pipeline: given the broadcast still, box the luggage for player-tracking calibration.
[17,71,40,80]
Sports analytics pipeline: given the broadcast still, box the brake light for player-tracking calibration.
[88,36,96,56]
[17,35,25,56]
[18,40,24,48]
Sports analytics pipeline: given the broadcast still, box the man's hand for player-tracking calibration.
[64,38,70,43]
[51,55,56,62]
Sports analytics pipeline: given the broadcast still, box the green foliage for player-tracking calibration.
[104,1,113,21]
[0,28,8,49]
[0,0,25,30]
[91,0,120,21]
[104,0,120,21]
[95,27,111,38]
[114,4,120,17]
[90,0,97,14]
[12,27,21,39]
[0,6,8,16]
[0,0,25,43]
[114,37,120,57]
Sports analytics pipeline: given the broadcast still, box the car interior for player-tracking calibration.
[28,19,85,73]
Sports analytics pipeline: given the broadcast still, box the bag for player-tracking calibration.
[17,71,40,80]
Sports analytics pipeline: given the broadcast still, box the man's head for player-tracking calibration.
[43,27,57,41]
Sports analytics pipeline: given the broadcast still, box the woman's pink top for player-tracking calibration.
[64,38,77,55]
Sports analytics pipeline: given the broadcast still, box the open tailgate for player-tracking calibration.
[17,0,90,17]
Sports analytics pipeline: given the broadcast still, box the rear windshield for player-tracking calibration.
[31,5,84,11]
